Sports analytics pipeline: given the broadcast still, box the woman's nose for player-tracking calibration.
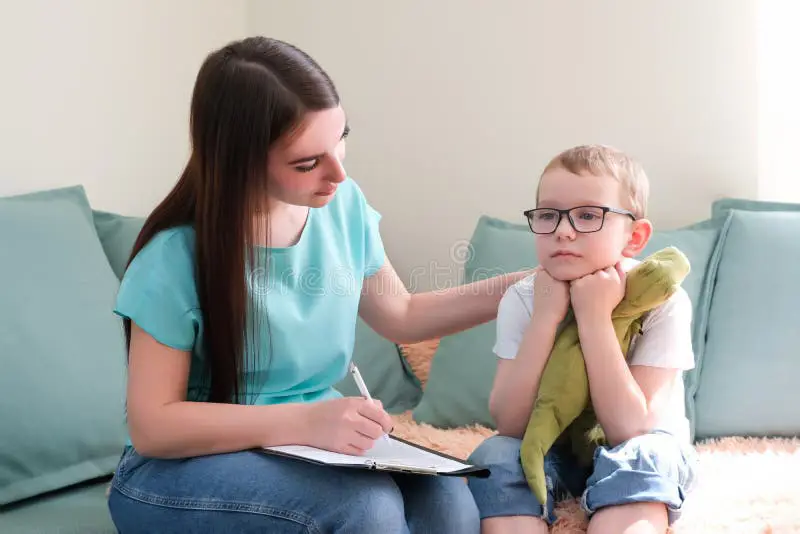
[328,156,347,183]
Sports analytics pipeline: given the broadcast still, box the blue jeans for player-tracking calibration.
[108,446,480,533]
[466,431,698,525]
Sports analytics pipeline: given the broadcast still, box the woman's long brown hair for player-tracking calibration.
[123,37,340,404]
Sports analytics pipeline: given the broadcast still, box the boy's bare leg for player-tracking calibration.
[587,502,668,534]
[482,516,549,534]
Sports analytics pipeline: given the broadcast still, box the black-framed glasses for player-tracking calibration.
[523,205,636,234]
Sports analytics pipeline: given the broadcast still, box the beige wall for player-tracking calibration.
[1,1,762,291]
[757,0,800,202]
[251,0,759,290]
[0,0,247,216]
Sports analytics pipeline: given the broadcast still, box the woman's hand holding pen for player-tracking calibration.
[302,397,393,455]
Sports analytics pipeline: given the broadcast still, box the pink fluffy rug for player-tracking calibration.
[394,340,800,533]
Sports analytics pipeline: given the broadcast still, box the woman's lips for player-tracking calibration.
[315,186,337,196]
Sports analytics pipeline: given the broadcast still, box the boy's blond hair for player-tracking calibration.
[537,144,649,219]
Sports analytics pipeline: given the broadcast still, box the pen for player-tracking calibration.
[349,362,392,445]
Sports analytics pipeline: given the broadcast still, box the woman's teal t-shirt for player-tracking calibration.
[114,177,386,405]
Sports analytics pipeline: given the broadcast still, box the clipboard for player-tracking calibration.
[259,434,490,478]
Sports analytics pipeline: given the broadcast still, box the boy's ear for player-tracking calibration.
[621,218,653,258]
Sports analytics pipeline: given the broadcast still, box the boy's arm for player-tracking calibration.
[490,314,561,438]
[488,273,568,438]
[574,269,695,446]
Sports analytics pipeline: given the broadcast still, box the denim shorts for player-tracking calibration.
[466,431,698,525]
[107,445,479,534]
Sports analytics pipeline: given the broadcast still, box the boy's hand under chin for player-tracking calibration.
[570,262,626,323]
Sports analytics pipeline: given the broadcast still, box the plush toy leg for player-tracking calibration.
[520,324,589,506]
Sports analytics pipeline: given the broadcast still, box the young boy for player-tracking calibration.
[467,145,698,534]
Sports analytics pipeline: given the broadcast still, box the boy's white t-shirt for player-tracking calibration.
[493,258,696,444]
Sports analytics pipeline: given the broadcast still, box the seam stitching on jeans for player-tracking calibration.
[110,483,320,532]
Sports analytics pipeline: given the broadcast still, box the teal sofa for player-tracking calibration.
[2,185,799,532]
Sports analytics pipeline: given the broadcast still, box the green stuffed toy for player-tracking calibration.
[519,246,690,506]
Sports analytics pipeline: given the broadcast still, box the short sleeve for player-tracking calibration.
[364,203,386,277]
[493,276,535,359]
[114,228,200,351]
[629,287,695,370]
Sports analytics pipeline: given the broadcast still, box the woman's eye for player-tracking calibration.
[295,160,319,173]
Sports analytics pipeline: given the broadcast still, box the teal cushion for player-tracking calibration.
[92,210,146,280]
[463,215,538,283]
[89,211,421,414]
[694,209,800,439]
[712,197,800,218]
[412,216,534,428]
[0,186,128,506]
[0,479,115,533]
[413,214,726,433]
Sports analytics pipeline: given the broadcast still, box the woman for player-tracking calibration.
[107,36,530,533]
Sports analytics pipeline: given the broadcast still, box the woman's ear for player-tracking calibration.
[621,218,653,258]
